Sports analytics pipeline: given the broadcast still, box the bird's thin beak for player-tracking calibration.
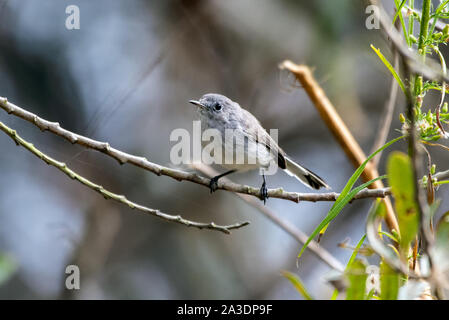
[189,100,206,109]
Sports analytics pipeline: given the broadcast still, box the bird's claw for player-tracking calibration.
[260,180,268,204]
[209,177,219,193]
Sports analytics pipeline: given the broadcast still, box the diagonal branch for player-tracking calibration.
[0,120,249,234]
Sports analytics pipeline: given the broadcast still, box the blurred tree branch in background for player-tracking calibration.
[0,120,249,234]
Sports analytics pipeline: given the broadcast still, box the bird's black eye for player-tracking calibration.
[214,103,222,111]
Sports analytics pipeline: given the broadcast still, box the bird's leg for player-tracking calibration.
[209,170,236,193]
[260,173,268,204]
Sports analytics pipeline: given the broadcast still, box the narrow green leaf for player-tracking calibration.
[408,0,414,39]
[436,0,449,13]
[378,231,399,243]
[393,0,410,46]
[347,235,367,269]
[297,136,404,260]
[281,270,314,300]
[346,259,367,300]
[387,152,419,253]
[429,0,449,36]
[417,0,431,52]
[298,176,386,259]
[336,135,403,204]
[371,45,407,95]
[393,0,407,24]
[380,259,400,300]
[331,234,366,299]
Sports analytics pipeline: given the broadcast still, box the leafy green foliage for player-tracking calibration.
[345,259,368,300]
[346,235,367,269]
[331,235,366,299]
[284,0,449,300]
[387,152,419,253]
[393,0,411,46]
[371,45,406,94]
[375,0,449,142]
[380,260,400,300]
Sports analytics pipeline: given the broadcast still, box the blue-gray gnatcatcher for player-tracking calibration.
[189,93,330,203]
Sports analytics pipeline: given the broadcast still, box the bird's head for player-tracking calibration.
[189,93,239,119]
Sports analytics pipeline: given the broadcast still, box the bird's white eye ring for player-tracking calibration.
[214,103,222,111]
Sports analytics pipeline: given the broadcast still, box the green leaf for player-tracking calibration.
[345,259,367,300]
[0,254,17,286]
[387,152,419,253]
[347,235,366,269]
[281,270,314,300]
[429,0,449,36]
[297,136,404,260]
[299,175,385,260]
[371,45,407,95]
[380,259,400,300]
[393,0,410,46]
[378,231,399,243]
[436,0,449,14]
[392,0,407,24]
[331,234,366,299]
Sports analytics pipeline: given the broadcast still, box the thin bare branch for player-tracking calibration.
[0,120,249,234]
[0,96,392,203]
[435,169,449,180]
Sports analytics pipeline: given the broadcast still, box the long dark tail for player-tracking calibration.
[284,157,330,190]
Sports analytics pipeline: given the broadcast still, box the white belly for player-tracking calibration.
[201,130,274,172]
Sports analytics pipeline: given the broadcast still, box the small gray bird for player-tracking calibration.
[189,93,330,203]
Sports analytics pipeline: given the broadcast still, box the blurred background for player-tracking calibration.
[0,0,447,299]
